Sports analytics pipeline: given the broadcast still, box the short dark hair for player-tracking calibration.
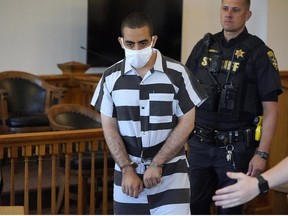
[121,12,153,37]
[222,0,251,9]
[245,0,251,9]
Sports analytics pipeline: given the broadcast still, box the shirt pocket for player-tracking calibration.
[149,93,175,124]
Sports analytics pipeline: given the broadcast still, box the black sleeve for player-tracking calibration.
[185,39,204,74]
[262,90,279,102]
[253,45,282,99]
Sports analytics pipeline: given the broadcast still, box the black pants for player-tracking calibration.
[188,136,255,215]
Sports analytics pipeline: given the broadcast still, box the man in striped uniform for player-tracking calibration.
[91,12,207,215]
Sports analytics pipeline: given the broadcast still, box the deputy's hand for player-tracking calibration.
[143,165,162,188]
[246,154,266,176]
[121,166,143,198]
[213,172,260,208]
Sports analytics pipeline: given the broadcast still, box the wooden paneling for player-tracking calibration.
[40,73,102,106]
[270,72,288,214]
[245,71,288,214]
[270,73,288,168]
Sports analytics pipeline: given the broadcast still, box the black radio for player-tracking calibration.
[218,82,237,115]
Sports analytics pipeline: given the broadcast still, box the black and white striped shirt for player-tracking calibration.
[91,49,206,156]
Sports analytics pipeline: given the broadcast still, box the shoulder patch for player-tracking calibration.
[267,51,279,71]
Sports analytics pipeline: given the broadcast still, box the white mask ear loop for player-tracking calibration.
[151,36,154,47]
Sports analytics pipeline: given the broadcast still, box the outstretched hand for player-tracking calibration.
[212,172,260,208]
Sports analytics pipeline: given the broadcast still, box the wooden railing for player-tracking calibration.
[0,128,111,215]
[244,71,288,214]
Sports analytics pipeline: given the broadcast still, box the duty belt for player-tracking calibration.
[193,125,254,147]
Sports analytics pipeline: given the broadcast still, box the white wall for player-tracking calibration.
[267,0,288,71]
[0,0,287,75]
[182,0,220,63]
[0,0,87,75]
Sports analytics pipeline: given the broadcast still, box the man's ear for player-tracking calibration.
[246,10,252,21]
[118,37,124,48]
[151,35,158,48]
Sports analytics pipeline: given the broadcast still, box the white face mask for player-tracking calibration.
[121,38,153,68]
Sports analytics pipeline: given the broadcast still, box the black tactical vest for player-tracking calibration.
[195,33,265,128]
